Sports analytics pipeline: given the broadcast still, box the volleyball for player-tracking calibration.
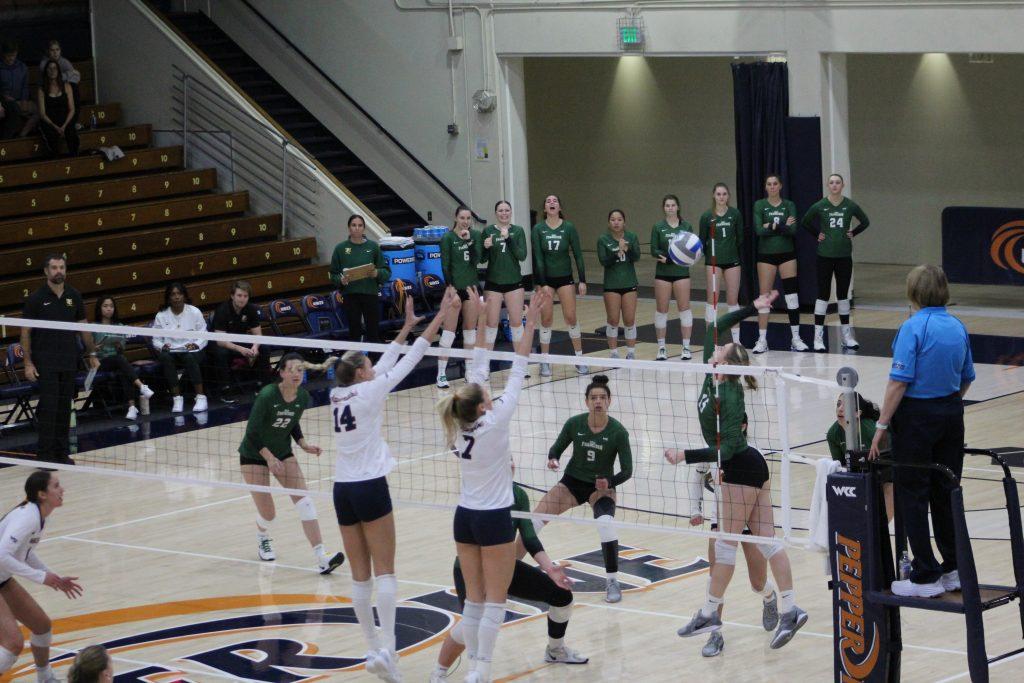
[668,231,703,266]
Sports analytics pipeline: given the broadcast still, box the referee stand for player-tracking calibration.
[826,368,1024,682]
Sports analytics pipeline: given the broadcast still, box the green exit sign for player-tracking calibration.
[620,26,641,45]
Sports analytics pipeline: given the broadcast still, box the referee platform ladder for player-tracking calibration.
[828,449,1024,682]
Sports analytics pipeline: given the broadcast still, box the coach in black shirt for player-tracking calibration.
[21,254,98,464]
[211,280,269,400]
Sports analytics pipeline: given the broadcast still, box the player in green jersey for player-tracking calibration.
[597,209,641,359]
[828,392,893,520]
[481,200,528,353]
[664,292,808,652]
[751,175,809,354]
[800,173,870,352]
[534,375,633,603]
[437,206,482,388]
[698,183,745,346]
[239,352,344,574]
[532,194,588,376]
[651,194,695,360]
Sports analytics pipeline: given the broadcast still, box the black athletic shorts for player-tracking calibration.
[604,286,638,296]
[721,446,770,488]
[757,252,796,267]
[709,262,741,271]
[0,578,10,590]
[545,275,575,290]
[453,505,515,546]
[454,287,471,302]
[485,281,523,294]
[240,451,295,467]
[710,523,752,535]
[559,472,615,506]
[655,274,690,283]
[333,476,393,526]
[454,558,572,610]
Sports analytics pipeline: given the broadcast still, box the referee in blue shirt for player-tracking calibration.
[869,264,975,598]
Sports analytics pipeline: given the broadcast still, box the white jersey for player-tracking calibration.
[331,338,431,482]
[0,503,49,584]
[455,348,527,510]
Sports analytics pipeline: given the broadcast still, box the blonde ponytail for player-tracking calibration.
[436,383,486,448]
[335,350,367,386]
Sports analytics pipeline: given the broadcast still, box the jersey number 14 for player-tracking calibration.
[333,405,357,432]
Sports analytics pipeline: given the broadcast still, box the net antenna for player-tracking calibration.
[836,366,861,469]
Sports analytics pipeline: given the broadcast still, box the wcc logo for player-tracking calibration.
[31,546,704,682]
[990,220,1024,275]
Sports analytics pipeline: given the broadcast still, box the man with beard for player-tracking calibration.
[21,254,98,465]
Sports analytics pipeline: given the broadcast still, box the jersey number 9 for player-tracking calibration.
[333,405,357,432]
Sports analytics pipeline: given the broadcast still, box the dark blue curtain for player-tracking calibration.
[784,116,824,308]
[731,62,790,303]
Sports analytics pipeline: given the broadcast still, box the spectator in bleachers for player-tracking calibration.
[39,40,80,124]
[37,59,78,157]
[152,282,209,414]
[0,41,38,138]
[211,280,270,403]
[328,214,390,343]
[93,297,155,420]
[21,254,99,465]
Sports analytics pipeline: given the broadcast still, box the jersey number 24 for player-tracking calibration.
[333,405,357,432]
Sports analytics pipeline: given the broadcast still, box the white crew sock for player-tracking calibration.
[351,579,381,650]
[376,574,398,652]
[779,589,796,613]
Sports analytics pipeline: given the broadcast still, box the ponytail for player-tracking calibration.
[335,350,366,387]
[721,343,757,391]
[437,383,485,447]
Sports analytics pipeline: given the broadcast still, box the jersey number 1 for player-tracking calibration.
[333,405,357,432]
[457,435,476,460]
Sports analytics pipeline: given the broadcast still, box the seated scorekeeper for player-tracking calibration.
[211,280,270,401]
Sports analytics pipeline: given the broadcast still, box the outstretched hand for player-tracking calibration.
[752,290,779,312]
[546,562,574,591]
[402,297,424,329]
[664,448,686,465]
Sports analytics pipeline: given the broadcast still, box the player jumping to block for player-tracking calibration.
[665,291,808,650]
[239,353,345,575]
[533,375,633,603]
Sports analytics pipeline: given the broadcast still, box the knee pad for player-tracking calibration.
[450,620,465,645]
[29,631,51,648]
[679,309,693,327]
[605,324,619,339]
[592,496,616,519]
[759,541,784,559]
[654,311,668,328]
[814,299,828,316]
[782,276,799,295]
[624,325,637,341]
[294,496,317,522]
[256,513,274,531]
[704,304,715,323]
[596,515,617,543]
[548,602,573,622]
[439,330,456,349]
[837,299,851,316]
[510,325,524,342]
[539,326,552,345]
[567,324,581,340]
[785,293,800,310]
[713,539,738,566]
[462,329,477,347]
[484,326,498,344]
[756,306,771,315]
[0,647,17,672]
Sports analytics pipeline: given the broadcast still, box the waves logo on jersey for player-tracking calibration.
[990,220,1024,275]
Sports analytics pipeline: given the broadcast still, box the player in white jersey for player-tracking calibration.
[329,291,457,683]
[0,471,82,683]
[436,289,547,683]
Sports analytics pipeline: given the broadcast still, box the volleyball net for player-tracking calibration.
[0,315,839,548]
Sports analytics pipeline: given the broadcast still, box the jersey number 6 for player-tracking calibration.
[333,405,357,432]
[458,435,476,460]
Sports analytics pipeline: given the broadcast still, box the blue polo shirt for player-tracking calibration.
[890,307,975,399]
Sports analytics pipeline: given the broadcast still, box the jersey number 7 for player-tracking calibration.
[457,435,476,460]
[333,405,357,432]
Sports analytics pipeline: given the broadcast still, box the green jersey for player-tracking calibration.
[480,224,527,286]
[650,219,693,278]
[698,207,744,265]
[440,228,481,289]
[550,413,633,487]
[826,418,877,463]
[752,198,798,255]
[239,384,311,462]
[801,197,870,258]
[531,221,586,285]
[686,305,755,464]
[93,326,128,359]
[328,239,390,296]
[597,230,641,290]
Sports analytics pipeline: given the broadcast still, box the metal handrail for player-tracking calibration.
[235,0,484,224]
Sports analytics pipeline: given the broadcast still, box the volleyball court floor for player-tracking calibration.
[1,302,1022,682]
